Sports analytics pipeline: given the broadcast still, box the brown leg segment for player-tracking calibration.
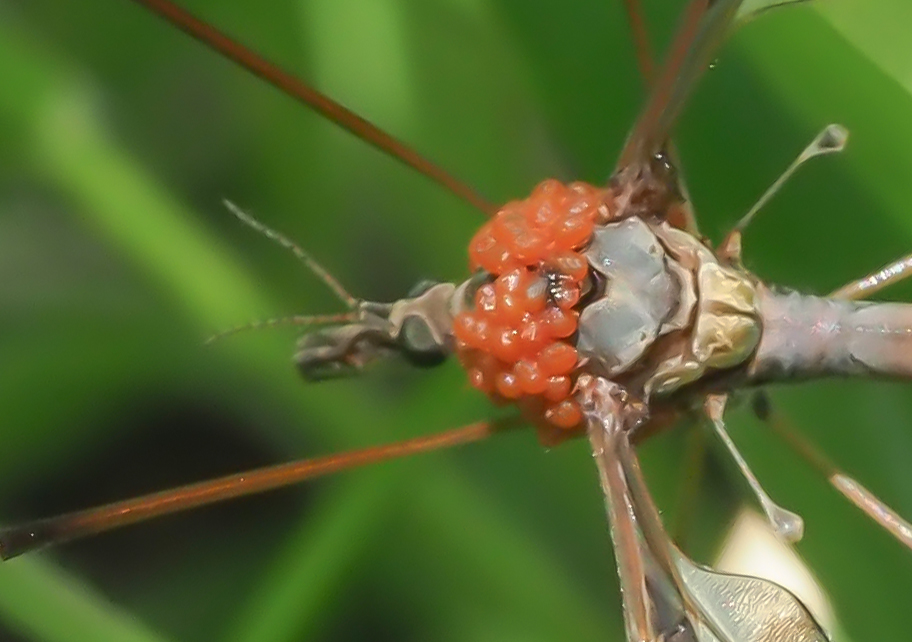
[0,417,521,560]
[755,395,912,554]
[829,252,912,300]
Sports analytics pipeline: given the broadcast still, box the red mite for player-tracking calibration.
[455,180,615,432]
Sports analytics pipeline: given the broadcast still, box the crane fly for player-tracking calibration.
[3,1,912,641]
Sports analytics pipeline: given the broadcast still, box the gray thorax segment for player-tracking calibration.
[577,217,762,397]
[294,281,458,380]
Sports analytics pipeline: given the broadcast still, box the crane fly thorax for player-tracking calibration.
[624,222,762,398]
[452,178,764,437]
[294,176,762,436]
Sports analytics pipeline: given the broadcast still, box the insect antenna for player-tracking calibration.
[204,312,358,345]
[0,418,522,560]
[753,393,912,553]
[223,199,357,308]
[203,200,360,344]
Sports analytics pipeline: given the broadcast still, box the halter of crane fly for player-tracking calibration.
[706,123,848,545]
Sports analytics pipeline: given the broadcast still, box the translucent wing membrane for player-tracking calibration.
[735,0,815,23]
[581,376,830,642]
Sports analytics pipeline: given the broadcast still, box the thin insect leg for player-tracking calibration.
[719,124,848,261]
[614,435,685,589]
[618,0,815,172]
[617,0,707,169]
[0,418,521,560]
[754,393,912,554]
[619,0,702,237]
[224,200,357,308]
[620,431,831,642]
[129,0,495,215]
[204,312,357,345]
[621,0,655,83]
[584,392,658,641]
[829,252,912,300]
[704,395,804,542]
[670,426,707,549]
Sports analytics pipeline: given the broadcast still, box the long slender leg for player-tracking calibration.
[128,0,494,215]
[618,433,830,642]
[582,380,657,641]
[0,418,521,560]
[753,393,912,553]
[621,0,655,83]
[829,252,912,300]
[582,378,830,642]
[620,0,701,236]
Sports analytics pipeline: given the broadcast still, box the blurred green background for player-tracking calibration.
[1,0,911,641]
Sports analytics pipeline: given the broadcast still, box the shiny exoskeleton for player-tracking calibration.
[297,167,763,438]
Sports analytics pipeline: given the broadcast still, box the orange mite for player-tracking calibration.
[454,179,616,433]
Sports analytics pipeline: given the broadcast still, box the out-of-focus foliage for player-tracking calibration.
[0,1,910,641]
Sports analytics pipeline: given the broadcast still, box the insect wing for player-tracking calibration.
[582,383,833,642]
[735,0,814,23]
[674,559,830,642]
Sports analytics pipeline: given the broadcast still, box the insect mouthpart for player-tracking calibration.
[295,282,458,381]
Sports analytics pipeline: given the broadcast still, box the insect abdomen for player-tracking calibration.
[749,288,912,383]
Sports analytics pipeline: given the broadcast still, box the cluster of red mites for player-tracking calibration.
[454,179,612,430]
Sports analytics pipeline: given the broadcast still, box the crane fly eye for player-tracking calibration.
[397,316,448,368]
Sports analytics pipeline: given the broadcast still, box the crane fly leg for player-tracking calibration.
[128,0,494,215]
[616,0,702,238]
[753,393,912,554]
[582,380,829,641]
[0,418,521,560]
[829,252,912,300]
[621,0,654,84]
[580,377,662,641]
